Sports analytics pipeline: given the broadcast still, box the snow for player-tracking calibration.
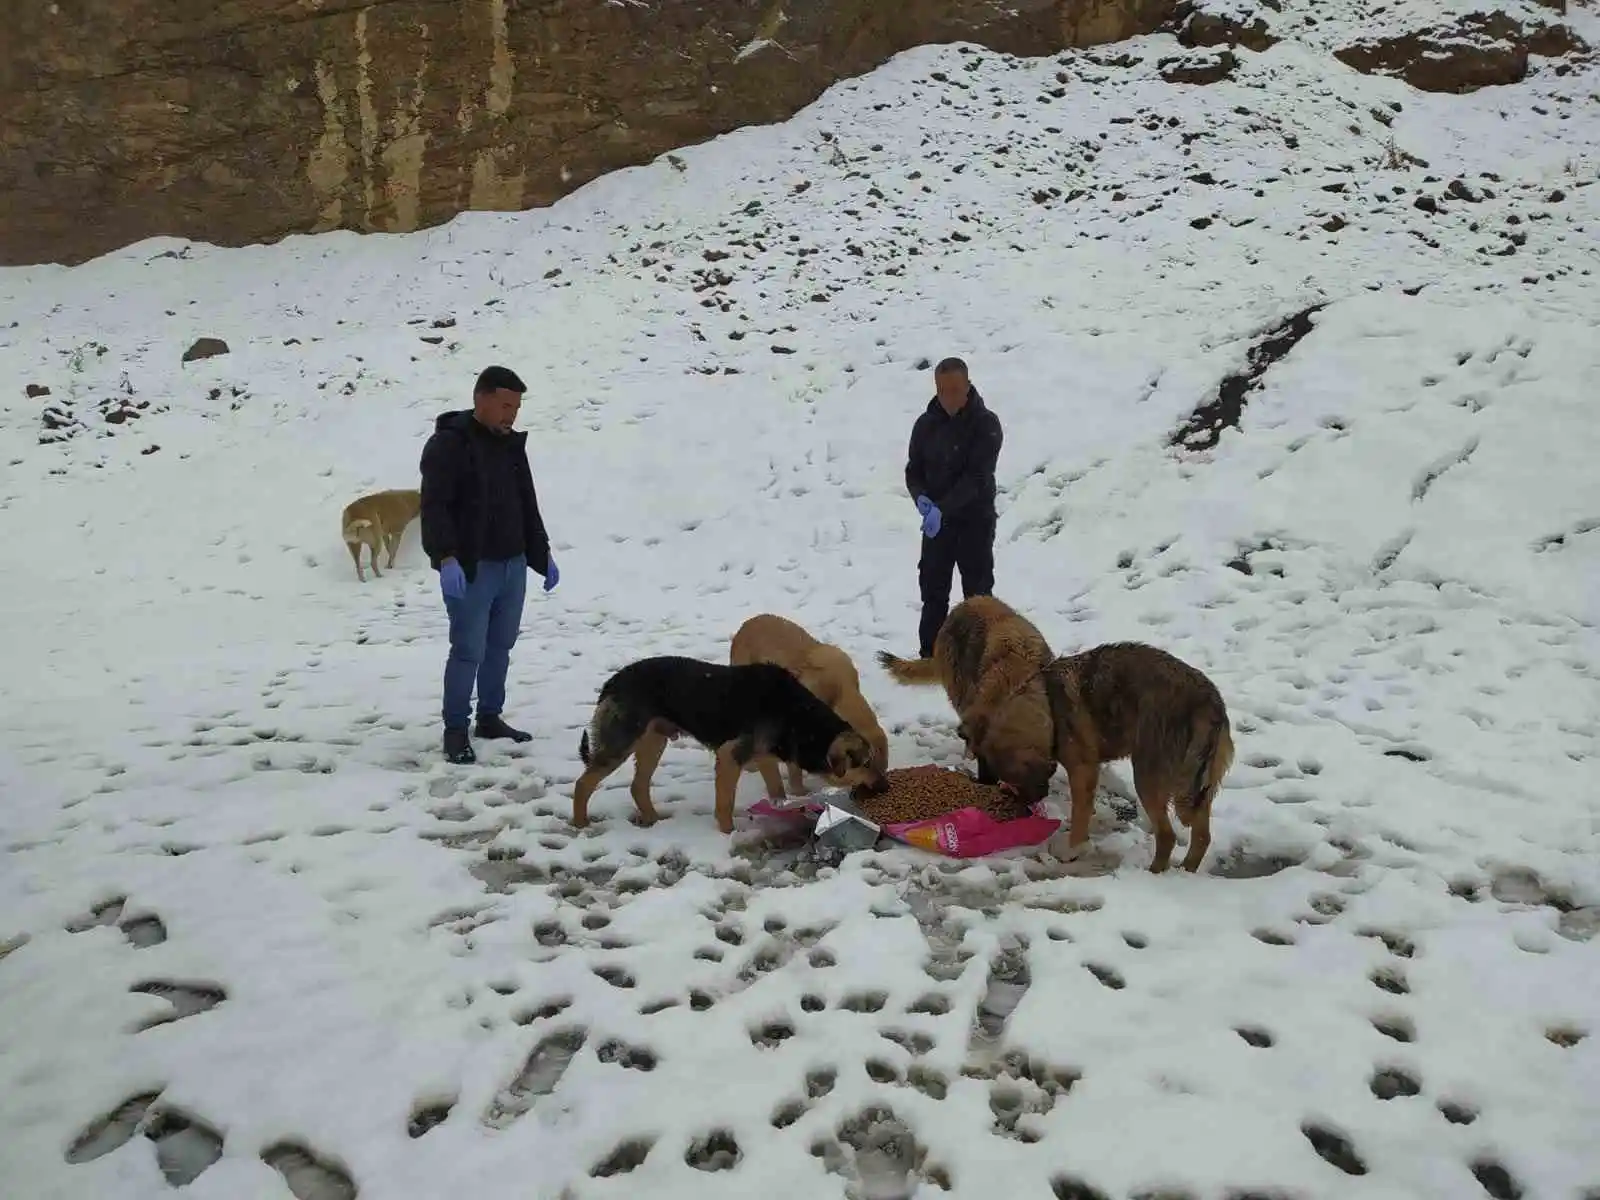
[3,18,1600,1200]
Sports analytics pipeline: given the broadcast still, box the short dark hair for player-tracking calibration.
[474,365,526,396]
[934,356,968,377]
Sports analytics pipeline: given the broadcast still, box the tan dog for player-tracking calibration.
[340,488,421,581]
[877,595,1056,800]
[730,613,890,798]
[1046,642,1235,874]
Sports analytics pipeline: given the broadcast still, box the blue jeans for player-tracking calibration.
[442,555,526,730]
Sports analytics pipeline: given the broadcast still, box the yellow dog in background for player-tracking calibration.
[340,488,421,581]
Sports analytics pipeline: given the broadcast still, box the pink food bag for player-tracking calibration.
[880,804,1060,858]
[749,794,1059,859]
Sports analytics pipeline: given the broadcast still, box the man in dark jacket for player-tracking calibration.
[420,365,560,764]
[904,357,1003,658]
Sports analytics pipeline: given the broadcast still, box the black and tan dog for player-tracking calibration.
[572,656,889,833]
[1046,642,1235,874]
[730,613,891,797]
[877,595,1057,800]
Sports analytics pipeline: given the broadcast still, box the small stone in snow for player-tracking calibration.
[182,337,230,363]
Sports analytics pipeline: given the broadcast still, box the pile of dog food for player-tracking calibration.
[854,764,1033,825]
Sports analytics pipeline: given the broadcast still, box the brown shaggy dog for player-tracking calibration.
[730,613,890,797]
[341,488,421,581]
[1046,642,1235,873]
[877,595,1056,800]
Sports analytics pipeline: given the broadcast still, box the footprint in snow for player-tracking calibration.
[261,1140,358,1200]
[1302,1122,1367,1177]
[879,1028,935,1056]
[592,1135,656,1177]
[482,1027,587,1129]
[128,980,227,1031]
[66,1093,225,1188]
[970,938,1031,1049]
[65,896,168,948]
[407,1097,454,1139]
[1369,1065,1422,1100]
[685,1128,742,1172]
[596,1038,658,1071]
[813,1103,949,1196]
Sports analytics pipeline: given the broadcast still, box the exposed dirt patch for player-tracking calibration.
[1173,305,1326,452]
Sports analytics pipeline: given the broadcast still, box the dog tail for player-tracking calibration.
[1175,706,1234,828]
[876,650,941,686]
[578,727,592,767]
[343,518,374,544]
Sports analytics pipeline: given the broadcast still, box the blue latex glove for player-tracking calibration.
[542,555,560,593]
[439,559,466,600]
[921,503,942,539]
[914,494,934,517]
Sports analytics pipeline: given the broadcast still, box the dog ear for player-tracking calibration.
[957,715,988,754]
[825,737,847,778]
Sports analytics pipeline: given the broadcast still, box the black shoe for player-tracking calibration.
[475,714,532,743]
[443,727,476,764]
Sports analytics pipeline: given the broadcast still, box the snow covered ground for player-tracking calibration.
[2,17,1599,1200]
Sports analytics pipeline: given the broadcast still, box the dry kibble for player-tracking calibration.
[854,765,1030,824]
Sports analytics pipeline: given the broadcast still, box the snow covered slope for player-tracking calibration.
[2,19,1598,1200]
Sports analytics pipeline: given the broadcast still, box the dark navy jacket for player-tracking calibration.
[419,411,551,580]
[903,388,1003,521]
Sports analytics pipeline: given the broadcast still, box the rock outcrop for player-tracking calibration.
[0,0,1182,267]
[1335,9,1588,93]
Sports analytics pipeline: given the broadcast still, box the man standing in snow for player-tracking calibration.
[903,357,1004,659]
[420,365,560,765]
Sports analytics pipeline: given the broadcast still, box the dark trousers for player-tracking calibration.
[917,514,996,658]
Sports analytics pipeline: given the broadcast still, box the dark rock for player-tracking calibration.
[1178,8,1277,52]
[1159,49,1240,84]
[182,338,229,364]
[1335,12,1587,93]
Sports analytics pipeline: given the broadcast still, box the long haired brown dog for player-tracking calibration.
[1047,642,1234,873]
[341,488,422,581]
[730,613,890,797]
[877,596,1056,800]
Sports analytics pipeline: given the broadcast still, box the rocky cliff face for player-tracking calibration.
[0,0,1183,267]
